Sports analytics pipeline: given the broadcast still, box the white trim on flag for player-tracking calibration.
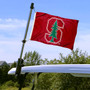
[29,12,37,40]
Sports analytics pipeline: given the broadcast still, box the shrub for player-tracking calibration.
[5,80,14,87]
[14,82,19,87]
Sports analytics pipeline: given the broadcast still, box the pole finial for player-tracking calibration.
[30,3,34,9]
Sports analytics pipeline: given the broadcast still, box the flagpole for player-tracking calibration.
[16,3,34,76]
[15,3,34,90]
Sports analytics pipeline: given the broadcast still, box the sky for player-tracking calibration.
[0,0,90,63]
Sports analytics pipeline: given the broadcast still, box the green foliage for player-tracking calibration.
[0,86,31,90]
[23,51,42,88]
[5,80,14,87]
[11,62,17,68]
[0,64,10,84]
[24,74,33,87]
[35,73,54,90]
[14,82,19,87]
[49,49,90,90]
[24,51,41,66]
[2,49,90,90]
[49,58,62,64]
[40,58,49,65]
[34,49,90,90]
[60,48,88,64]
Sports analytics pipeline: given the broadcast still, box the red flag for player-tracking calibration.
[30,12,79,50]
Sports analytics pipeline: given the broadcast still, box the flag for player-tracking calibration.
[30,12,79,50]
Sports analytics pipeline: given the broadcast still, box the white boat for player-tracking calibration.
[8,64,90,77]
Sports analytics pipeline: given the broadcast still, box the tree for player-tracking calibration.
[60,48,88,64]
[49,20,58,42]
[0,64,10,84]
[49,58,62,64]
[35,73,54,90]
[35,49,90,90]
[11,61,17,68]
[52,48,90,90]
[24,51,41,66]
[40,58,49,65]
[23,51,42,88]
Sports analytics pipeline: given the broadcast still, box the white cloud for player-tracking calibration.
[74,22,90,53]
[0,40,22,63]
[0,18,34,40]
[74,33,90,55]
[0,18,33,63]
[0,18,27,30]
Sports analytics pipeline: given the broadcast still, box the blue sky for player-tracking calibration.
[0,0,90,63]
